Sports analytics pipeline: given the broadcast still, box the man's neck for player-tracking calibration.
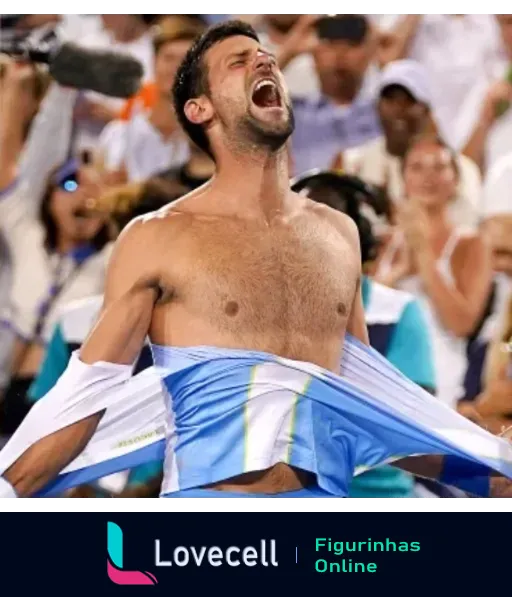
[211,145,291,221]
[185,150,215,181]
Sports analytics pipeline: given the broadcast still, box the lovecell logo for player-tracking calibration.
[107,522,158,586]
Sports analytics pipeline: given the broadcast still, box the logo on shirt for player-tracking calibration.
[107,522,158,586]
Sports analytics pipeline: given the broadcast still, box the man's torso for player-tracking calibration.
[147,196,360,374]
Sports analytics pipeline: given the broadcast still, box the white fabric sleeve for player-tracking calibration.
[0,353,168,486]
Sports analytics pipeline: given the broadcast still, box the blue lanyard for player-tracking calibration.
[33,245,95,340]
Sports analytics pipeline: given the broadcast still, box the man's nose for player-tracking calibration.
[254,52,273,73]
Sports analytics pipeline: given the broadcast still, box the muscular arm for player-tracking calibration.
[2,219,161,497]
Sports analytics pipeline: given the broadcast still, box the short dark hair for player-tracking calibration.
[172,20,259,158]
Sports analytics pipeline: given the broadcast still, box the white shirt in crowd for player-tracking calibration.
[481,152,512,220]
[98,112,190,182]
[0,83,108,383]
[56,14,104,40]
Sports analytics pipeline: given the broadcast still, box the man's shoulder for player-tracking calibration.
[305,200,359,240]
[119,196,197,242]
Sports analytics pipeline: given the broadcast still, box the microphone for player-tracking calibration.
[49,43,144,98]
[0,35,144,98]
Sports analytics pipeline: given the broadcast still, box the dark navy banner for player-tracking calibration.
[0,513,506,591]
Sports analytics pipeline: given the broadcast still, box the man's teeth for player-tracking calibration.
[255,79,277,93]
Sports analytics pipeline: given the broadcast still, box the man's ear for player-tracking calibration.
[184,97,214,126]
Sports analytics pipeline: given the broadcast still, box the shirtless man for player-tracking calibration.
[1,21,512,498]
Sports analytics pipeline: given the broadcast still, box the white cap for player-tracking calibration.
[378,59,432,106]
[482,153,512,219]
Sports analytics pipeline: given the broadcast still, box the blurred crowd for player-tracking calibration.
[0,14,511,498]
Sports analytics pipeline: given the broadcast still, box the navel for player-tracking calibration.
[337,302,348,317]
[225,301,240,317]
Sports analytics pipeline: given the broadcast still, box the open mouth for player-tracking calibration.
[73,207,92,219]
[251,78,282,109]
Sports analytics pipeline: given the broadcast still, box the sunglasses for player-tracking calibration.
[57,173,79,193]
[53,157,81,193]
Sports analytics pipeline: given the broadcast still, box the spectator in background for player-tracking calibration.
[291,170,436,498]
[374,134,493,409]
[378,15,501,150]
[0,64,113,436]
[461,168,512,404]
[28,177,178,404]
[0,62,68,393]
[338,60,482,230]
[276,15,382,175]
[0,156,111,437]
[72,15,155,153]
[96,16,206,182]
[27,179,179,497]
[462,15,512,174]
[118,16,207,121]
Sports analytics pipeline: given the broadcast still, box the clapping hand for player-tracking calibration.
[396,199,432,255]
[375,230,414,288]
